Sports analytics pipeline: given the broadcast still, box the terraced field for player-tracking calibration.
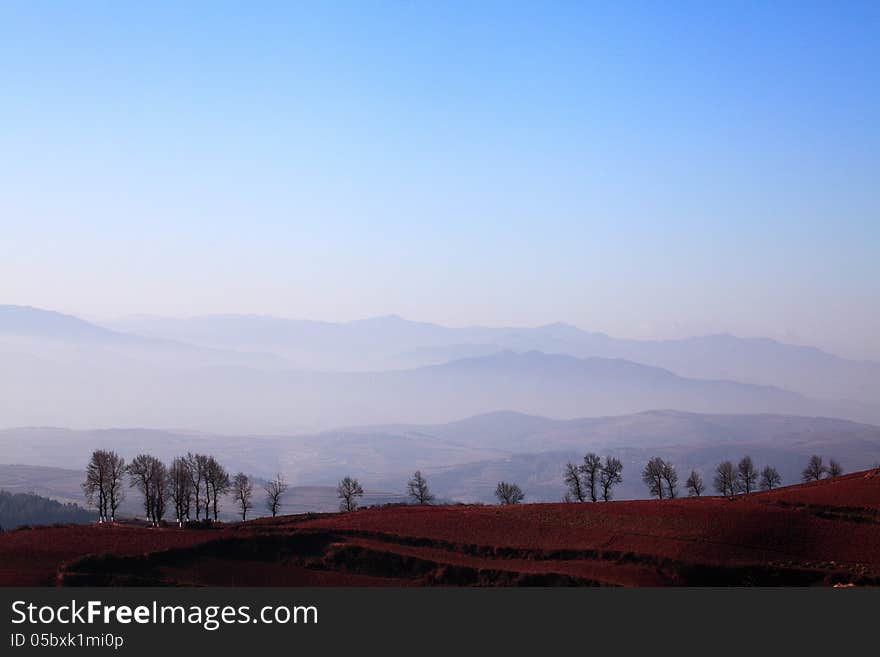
[2,470,879,586]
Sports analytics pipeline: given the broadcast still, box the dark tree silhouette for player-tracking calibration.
[642,457,666,499]
[737,456,758,494]
[232,472,253,521]
[685,469,704,497]
[127,454,167,525]
[184,452,208,521]
[169,457,193,527]
[83,450,108,523]
[564,462,586,502]
[205,456,230,521]
[660,461,678,499]
[83,449,126,523]
[599,456,623,502]
[827,459,843,478]
[337,476,364,512]
[759,465,782,491]
[264,473,288,517]
[580,453,602,502]
[104,451,126,522]
[713,461,738,497]
[406,470,434,504]
[802,455,825,482]
[495,481,524,505]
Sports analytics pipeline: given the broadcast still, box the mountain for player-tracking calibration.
[3,340,877,430]
[0,305,125,341]
[101,312,880,406]
[4,306,880,430]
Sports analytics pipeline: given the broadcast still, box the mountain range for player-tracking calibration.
[2,305,879,431]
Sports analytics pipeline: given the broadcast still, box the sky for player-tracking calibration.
[1,1,878,360]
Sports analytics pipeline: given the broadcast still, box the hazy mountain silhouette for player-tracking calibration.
[103,312,880,404]
[3,306,879,430]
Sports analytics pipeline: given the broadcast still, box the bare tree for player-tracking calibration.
[337,476,363,512]
[83,450,108,523]
[169,457,193,527]
[685,469,704,497]
[264,473,288,517]
[580,453,602,502]
[599,456,623,502]
[802,455,825,482]
[713,461,738,497]
[105,451,126,522]
[127,454,167,526]
[83,450,127,524]
[759,465,782,491]
[406,470,434,504]
[564,462,586,502]
[232,472,253,521]
[184,452,207,521]
[826,459,843,478]
[642,457,665,499]
[737,456,758,494]
[495,481,524,505]
[660,461,678,498]
[205,456,230,521]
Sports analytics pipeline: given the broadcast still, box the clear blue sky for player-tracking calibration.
[1,1,878,359]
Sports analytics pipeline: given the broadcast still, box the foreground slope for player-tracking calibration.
[2,470,878,586]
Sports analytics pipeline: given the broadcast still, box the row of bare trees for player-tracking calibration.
[86,450,848,524]
[636,454,844,499]
[84,450,292,526]
[563,453,624,502]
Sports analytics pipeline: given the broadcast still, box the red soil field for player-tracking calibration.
[2,470,879,586]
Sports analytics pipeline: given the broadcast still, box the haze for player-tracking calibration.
[1,2,878,360]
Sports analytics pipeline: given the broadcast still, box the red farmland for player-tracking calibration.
[2,470,879,586]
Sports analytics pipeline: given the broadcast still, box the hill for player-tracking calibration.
[3,410,879,503]
[2,469,878,586]
[0,490,92,529]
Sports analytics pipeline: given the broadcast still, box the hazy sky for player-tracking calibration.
[1,2,878,360]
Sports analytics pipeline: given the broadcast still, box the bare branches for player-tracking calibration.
[642,457,666,499]
[713,461,737,497]
[802,455,825,482]
[264,473,288,518]
[581,453,602,502]
[337,476,363,512]
[169,457,193,527]
[126,454,167,526]
[233,472,253,521]
[759,466,781,491]
[564,462,586,502]
[737,456,757,494]
[599,457,623,502]
[83,450,126,523]
[566,453,620,502]
[495,481,524,505]
[406,470,434,504]
[685,469,704,497]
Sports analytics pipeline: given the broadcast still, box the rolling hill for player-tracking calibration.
[3,410,879,504]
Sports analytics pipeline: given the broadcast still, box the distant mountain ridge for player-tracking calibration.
[101,309,880,405]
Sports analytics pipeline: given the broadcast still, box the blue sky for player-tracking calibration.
[1,1,878,359]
